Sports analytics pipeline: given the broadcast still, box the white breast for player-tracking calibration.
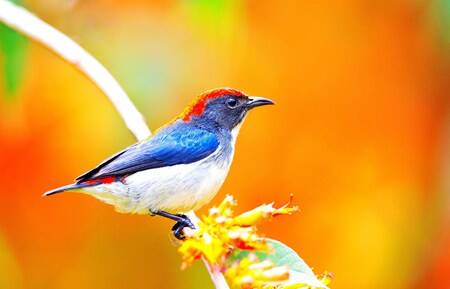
[125,151,231,214]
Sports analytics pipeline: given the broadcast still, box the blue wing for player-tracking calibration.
[76,123,219,182]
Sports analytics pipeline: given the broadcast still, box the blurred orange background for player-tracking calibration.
[0,0,449,288]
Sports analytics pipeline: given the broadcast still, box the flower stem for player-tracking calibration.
[204,261,229,289]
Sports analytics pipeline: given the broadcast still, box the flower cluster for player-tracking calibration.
[177,195,330,289]
[178,195,298,268]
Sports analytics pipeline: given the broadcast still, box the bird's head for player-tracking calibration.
[181,88,274,131]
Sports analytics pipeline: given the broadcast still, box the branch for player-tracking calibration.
[0,1,228,288]
[0,0,150,141]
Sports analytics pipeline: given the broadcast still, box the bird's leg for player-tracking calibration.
[151,210,195,240]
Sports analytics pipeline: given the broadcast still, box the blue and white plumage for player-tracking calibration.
[44,88,273,238]
[76,120,236,214]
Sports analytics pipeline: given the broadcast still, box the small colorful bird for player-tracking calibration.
[44,88,274,238]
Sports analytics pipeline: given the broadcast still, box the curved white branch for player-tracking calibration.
[0,1,229,288]
[0,0,150,141]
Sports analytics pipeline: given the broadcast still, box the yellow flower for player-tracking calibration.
[225,254,290,289]
[233,202,299,227]
[178,195,298,268]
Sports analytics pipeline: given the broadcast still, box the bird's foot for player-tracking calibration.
[150,210,195,240]
[171,214,195,240]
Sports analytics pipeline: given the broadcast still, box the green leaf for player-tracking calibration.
[0,0,28,100]
[229,238,328,288]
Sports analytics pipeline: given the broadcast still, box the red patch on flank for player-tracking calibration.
[84,176,116,185]
[182,88,246,122]
[100,176,116,184]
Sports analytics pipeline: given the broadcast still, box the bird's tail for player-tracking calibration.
[43,182,93,196]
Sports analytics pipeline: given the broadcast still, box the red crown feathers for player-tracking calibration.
[181,88,246,122]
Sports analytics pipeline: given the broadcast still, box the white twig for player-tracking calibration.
[0,1,229,288]
[0,0,150,141]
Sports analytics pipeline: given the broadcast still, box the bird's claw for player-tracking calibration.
[171,214,195,240]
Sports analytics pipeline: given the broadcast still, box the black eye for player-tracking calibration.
[226,97,238,108]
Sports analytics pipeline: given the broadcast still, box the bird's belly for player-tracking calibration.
[111,158,230,214]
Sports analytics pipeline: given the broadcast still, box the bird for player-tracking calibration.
[44,88,274,239]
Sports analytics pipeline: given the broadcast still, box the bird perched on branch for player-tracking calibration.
[44,88,274,239]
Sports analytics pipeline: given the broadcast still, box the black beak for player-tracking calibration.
[246,97,275,110]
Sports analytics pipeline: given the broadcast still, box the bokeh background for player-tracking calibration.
[0,0,449,288]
